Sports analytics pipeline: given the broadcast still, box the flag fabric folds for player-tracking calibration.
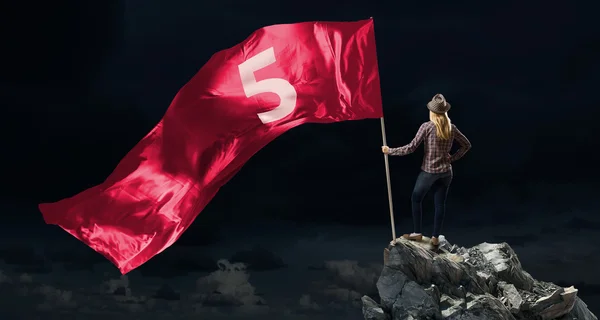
[39,19,383,274]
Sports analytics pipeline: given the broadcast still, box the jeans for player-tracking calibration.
[411,170,453,237]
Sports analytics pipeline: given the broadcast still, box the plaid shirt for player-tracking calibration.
[389,121,471,173]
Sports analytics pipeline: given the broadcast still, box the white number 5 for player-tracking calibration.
[238,47,298,124]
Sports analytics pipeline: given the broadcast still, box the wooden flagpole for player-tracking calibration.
[380,117,397,241]
[369,17,396,241]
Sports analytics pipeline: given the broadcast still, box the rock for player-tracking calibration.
[362,295,390,320]
[559,297,598,320]
[376,266,408,310]
[424,284,441,306]
[497,281,523,313]
[446,294,516,320]
[363,236,597,320]
[440,294,464,318]
[475,243,534,291]
[391,281,441,319]
[526,285,578,319]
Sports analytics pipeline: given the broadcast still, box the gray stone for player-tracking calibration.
[365,237,596,320]
[440,294,464,318]
[446,294,515,320]
[497,281,523,313]
[385,240,435,283]
[530,286,578,319]
[475,242,534,291]
[362,295,390,320]
[559,297,598,320]
[391,281,441,320]
[376,266,408,310]
[424,284,441,306]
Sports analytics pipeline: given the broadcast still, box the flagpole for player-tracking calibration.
[380,117,397,241]
[370,16,396,241]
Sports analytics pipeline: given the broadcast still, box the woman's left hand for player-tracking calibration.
[382,146,390,154]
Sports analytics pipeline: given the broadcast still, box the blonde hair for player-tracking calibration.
[429,111,452,140]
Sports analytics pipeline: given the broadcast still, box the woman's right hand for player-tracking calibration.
[382,146,390,154]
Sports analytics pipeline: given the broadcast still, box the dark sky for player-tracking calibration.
[2,0,600,317]
[4,0,600,241]
[6,0,598,215]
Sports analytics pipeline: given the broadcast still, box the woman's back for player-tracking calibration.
[421,121,455,173]
[388,121,471,174]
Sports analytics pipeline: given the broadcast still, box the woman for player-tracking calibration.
[382,94,471,246]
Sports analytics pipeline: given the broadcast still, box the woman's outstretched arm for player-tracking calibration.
[389,123,427,156]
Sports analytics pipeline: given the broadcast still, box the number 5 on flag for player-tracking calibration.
[238,47,298,124]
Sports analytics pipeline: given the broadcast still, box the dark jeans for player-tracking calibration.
[411,170,453,237]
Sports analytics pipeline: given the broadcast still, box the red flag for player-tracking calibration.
[39,19,383,274]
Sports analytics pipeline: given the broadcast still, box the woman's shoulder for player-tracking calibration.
[421,121,434,128]
[419,121,435,133]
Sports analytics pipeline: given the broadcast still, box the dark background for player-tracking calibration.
[2,0,599,317]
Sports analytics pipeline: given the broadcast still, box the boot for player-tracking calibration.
[401,233,423,241]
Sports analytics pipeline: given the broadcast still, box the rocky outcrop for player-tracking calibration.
[363,236,597,320]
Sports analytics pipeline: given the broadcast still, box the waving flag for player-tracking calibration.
[39,19,383,274]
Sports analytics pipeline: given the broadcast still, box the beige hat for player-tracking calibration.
[427,94,451,114]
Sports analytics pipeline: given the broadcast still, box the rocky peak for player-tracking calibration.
[362,236,597,320]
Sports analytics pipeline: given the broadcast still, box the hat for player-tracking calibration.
[427,94,451,114]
